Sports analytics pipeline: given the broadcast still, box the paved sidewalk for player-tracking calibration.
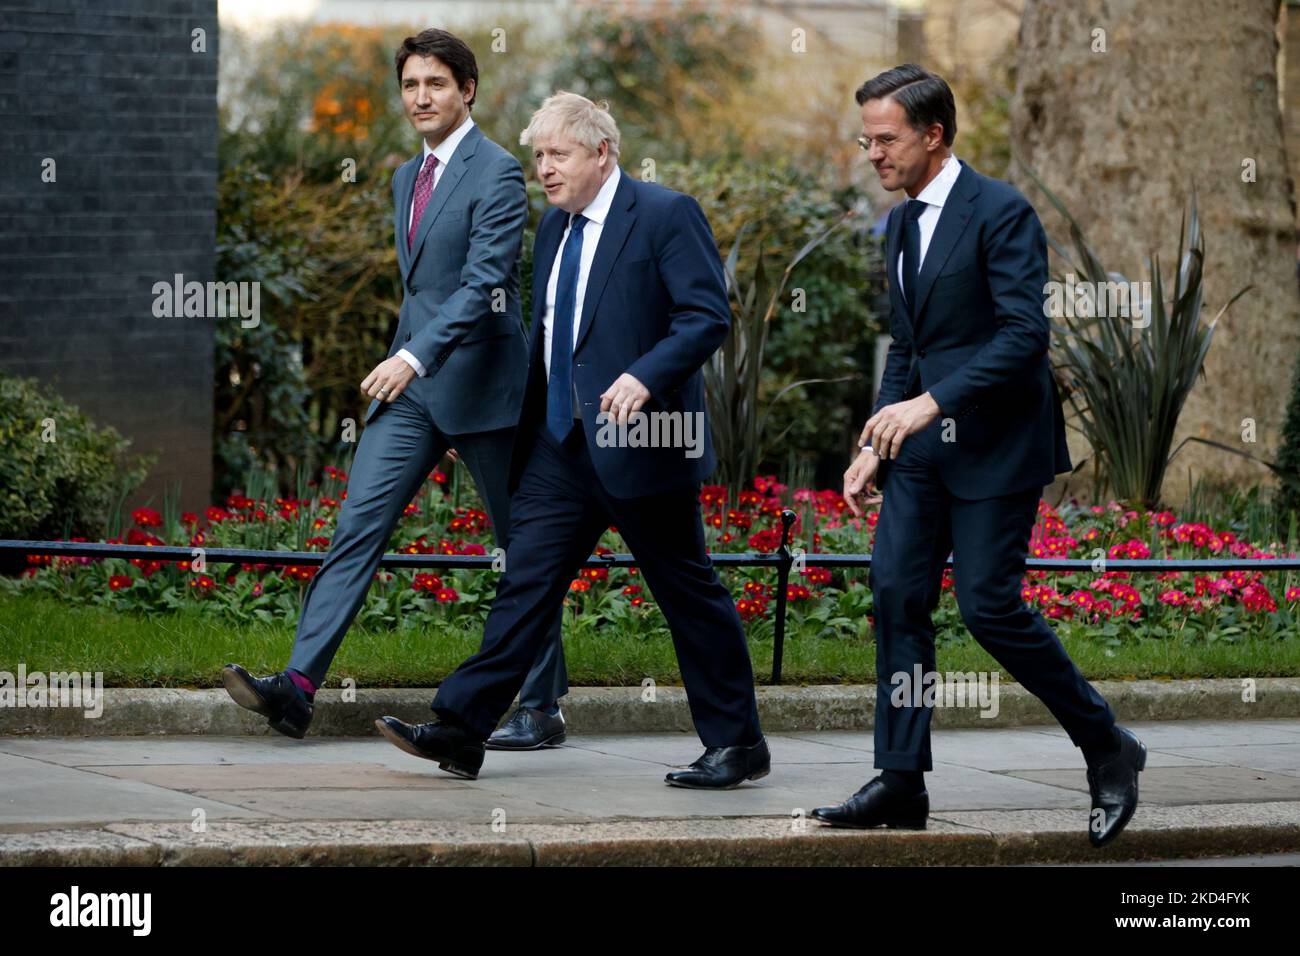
[3,719,1300,865]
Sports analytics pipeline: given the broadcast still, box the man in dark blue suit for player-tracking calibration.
[811,65,1146,847]
[376,92,769,788]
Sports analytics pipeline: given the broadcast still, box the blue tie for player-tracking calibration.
[547,214,588,443]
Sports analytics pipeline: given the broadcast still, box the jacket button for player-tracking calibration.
[404,332,411,342]
[409,284,418,294]
[918,349,927,357]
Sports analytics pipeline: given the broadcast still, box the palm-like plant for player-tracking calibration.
[1024,169,1250,507]
[704,213,855,496]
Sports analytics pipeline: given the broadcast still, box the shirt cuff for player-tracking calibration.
[396,348,427,378]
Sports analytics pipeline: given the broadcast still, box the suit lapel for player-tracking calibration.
[573,171,636,354]
[394,158,417,278]
[403,125,483,281]
[910,162,977,331]
[530,210,565,365]
[885,202,907,333]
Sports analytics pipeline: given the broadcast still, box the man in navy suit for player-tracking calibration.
[377,92,769,788]
[222,30,568,748]
[811,65,1146,847]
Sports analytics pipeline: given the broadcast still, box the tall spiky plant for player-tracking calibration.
[1024,169,1250,507]
[704,213,855,497]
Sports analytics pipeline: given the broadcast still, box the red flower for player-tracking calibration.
[188,575,216,593]
[436,587,459,602]
[108,575,133,591]
[412,573,444,593]
[132,507,163,528]
[801,566,832,585]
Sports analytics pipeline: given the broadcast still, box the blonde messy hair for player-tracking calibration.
[519,91,621,160]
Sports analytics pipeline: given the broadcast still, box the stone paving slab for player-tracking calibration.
[3,721,1298,865]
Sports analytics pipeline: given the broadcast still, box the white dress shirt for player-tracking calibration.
[396,114,477,378]
[542,165,622,414]
[896,153,962,296]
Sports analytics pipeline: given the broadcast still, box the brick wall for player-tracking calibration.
[0,0,218,516]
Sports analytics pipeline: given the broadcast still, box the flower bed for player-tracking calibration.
[6,467,1298,645]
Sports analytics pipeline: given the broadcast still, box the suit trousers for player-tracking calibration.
[287,393,566,710]
[431,425,763,746]
[869,422,1117,770]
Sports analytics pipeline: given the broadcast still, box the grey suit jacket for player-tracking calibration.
[367,123,530,434]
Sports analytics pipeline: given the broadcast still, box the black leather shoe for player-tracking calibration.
[664,738,770,789]
[374,715,486,780]
[1086,724,1147,848]
[222,664,313,739]
[486,706,567,750]
[810,776,929,829]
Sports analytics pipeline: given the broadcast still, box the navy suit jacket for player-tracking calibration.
[368,124,530,434]
[874,160,1071,499]
[510,171,728,499]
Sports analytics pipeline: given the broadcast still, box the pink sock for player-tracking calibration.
[287,669,316,695]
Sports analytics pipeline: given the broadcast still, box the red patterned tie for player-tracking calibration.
[407,153,439,250]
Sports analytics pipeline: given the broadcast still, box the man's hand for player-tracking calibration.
[599,373,651,425]
[860,392,942,460]
[843,447,883,517]
[360,356,417,404]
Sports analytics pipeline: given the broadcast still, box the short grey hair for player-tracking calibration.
[520,91,621,159]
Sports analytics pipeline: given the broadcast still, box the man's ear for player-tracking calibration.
[924,124,941,152]
[462,78,476,108]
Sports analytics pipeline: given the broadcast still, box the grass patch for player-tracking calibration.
[2,592,1296,687]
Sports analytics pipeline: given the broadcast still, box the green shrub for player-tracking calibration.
[0,374,153,540]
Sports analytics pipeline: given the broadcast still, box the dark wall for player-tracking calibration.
[0,0,219,515]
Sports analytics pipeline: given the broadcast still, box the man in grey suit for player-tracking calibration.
[222,29,569,749]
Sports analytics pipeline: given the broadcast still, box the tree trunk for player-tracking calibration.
[1010,0,1299,505]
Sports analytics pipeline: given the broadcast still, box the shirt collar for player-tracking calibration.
[422,114,476,167]
[573,165,622,228]
[914,154,962,209]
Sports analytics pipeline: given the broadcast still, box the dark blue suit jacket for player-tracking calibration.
[510,171,727,498]
[874,160,1071,499]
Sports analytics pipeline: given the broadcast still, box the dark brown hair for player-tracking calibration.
[855,64,956,147]
[395,29,478,109]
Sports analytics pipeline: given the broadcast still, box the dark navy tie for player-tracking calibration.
[902,198,925,317]
[546,214,588,443]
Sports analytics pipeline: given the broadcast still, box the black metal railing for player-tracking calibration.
[4,508,1299,683]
